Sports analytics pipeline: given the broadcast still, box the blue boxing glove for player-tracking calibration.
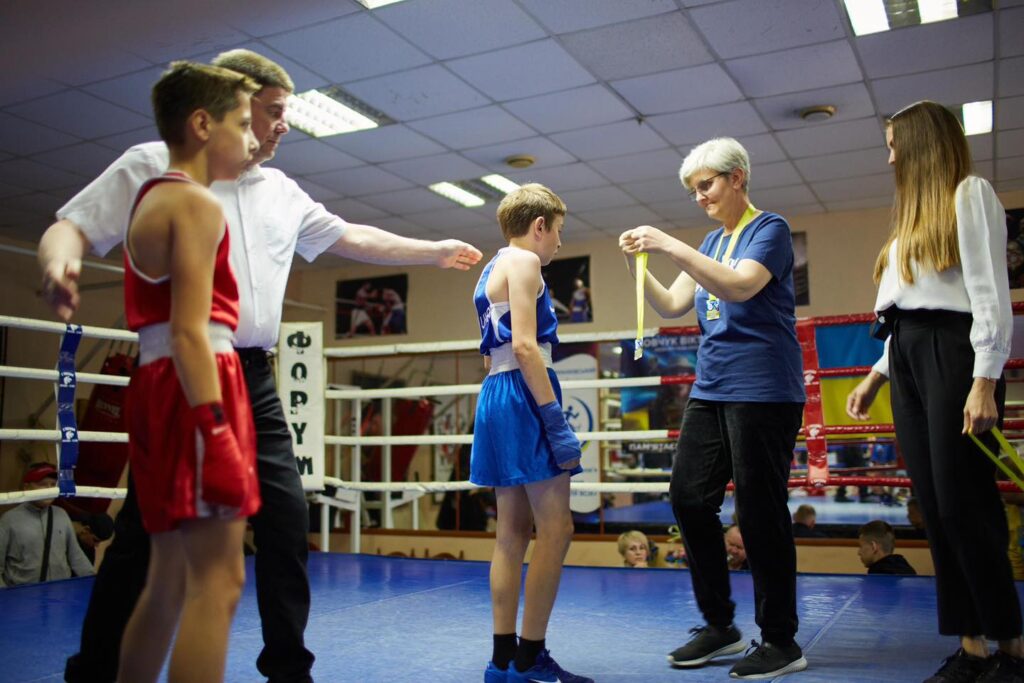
[538,401,582,467]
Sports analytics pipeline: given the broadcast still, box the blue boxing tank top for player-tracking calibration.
[474,247,559,355]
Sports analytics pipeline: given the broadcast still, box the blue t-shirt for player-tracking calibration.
[474,248,559,355]
[691,211,805,403]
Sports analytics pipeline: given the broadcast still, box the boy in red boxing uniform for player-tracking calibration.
[116,61,260,683]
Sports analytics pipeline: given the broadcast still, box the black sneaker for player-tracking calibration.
[924,649,988,683]
[729,640,808,679]
[978,651,1024,683]
[668,625,745,668]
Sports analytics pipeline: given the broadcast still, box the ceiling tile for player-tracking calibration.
[369,216,439,238]
[576,204,663,230]
[736,134,788,164]
[516,0,678,33]
[857,13,993,79]
[0,112,81,156]
[503,85,635,134]
[795,147,888,182]
[559,12,713,81]
[505,163,609,192]
[225,0,360,37]
[995,179,1024,194]
[294,178,342,203]
[975,160,995,181]
[589,148,684,183]
[811,172,894,201]
[447,40,594,101]
[322,198,390,223]
[872,63,994,116]
[1000,56,1024,98]
[776,117,885,158]
[824,195,894,213]
[647,198,708,222]
[7,90,149,139]
[551,120,668,161]
[305,165,415,197]
[360,187,457,215]
[1001,7,1024,58]
[611,63,742,115]
[689,0,845,59]
[406,207,495,231]
[754,184,818,206]
[559,186,638,212]
[777,202,825,217]
[0,181,26,200]
[998,156,1024,181]
[0,79,65,109]
[380,153,488,185]
[95,126,161,152]
[266,139,364,176]
[754,82,877,131]
[323,125,447,163]
[726,41,863,98]
[754,160,805,189]
[344,65,491,121]
[998,129,1024,159]
[460,136,578,171]
[648,101,768,146]
[0,159,85,192]
[83,67,168,116]
[48,47,155,87]
[264,13,430,84]
[188,42,331,93]
[997,97,1024,131]
[3,191,66,216]
[969,134,994,162]
[408,107,536,150]
[375,0,546,60]
[621,177,686,203]
[29,143,120,178]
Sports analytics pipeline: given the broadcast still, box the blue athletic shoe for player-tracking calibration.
[507,649,593,683]
[485,661,508,683]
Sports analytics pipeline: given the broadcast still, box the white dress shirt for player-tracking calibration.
[57,142,348,349]
[872,176,1011,379]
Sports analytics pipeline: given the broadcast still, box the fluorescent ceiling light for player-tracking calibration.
[286,90,378,138]
[962,100,993,136]
[429,182,486,208]
[917,0,958,23]
[480,174,521,194]
[357,0,408,8]
[843,0,889,35]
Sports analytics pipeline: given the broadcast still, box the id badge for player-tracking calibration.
[706,298,720,321]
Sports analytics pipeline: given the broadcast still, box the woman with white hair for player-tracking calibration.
[620,137,806,680]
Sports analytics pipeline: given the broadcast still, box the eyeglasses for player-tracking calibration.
[687,172,728,201]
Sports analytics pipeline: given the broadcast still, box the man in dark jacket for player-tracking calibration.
[858,520,917,575]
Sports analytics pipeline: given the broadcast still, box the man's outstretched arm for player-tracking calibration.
[327,223,482,270]
[38,219,92,322]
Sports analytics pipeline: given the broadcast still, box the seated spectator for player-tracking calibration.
[905,497,926,532]
[857,520,916,575]
[617,530,651,568]
[0,463,95,587]
[792,504,827,538]
[725,525,749,571]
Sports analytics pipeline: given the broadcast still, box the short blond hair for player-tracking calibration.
[617,530,650,557]
[679,137,751,192]
[211,49,294,92]
[496,183,566,241]
[152,61,259,146]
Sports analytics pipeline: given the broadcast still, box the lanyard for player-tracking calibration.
[705,204,759,320]
[969,427,1024,491]
[634,252,648,360]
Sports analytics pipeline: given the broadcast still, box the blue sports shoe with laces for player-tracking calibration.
[484,661,509,682]
[507,649,593,683]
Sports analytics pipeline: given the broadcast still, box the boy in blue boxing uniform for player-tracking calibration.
[471,184,592,683]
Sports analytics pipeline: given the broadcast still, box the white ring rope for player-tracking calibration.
[0,486,127,505]
[325,430,671,447]
[0,365,130,387]
[0,429,128,442]
[321,476,670,494]
[327,375,665,400]
[0,315,137,342]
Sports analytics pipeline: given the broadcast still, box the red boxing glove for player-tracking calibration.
[192,402,248,508]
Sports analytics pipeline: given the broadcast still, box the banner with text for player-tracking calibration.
[554,351,600,513]
[277,322,325,491]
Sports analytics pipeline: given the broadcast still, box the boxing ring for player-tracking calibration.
[3,308,1024,681]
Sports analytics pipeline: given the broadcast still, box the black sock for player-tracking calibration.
[514,637,545,673]
[492,633,517,670]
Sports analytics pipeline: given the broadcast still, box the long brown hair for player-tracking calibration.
[873,101,973,284]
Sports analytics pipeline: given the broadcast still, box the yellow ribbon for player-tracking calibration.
[634,252,648,360]
[969,427,1024,491]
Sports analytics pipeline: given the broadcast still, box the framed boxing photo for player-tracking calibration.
[335,274,409,338]
[1008,208,1024,289]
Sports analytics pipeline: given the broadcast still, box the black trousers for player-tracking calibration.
[65,348,314,683]
[670,398,804,645]
[889,310,1022,639]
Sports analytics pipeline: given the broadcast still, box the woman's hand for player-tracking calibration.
[963,377,998,435]
[845,371,888,420]
[622,251,637,278]
[619,225,675,255]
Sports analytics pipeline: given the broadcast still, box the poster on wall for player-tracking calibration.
[542,255,593,323]
[793,231,809,306]
[335,274,408,338]
[553,344,600,514]
[1007,209,1024,289]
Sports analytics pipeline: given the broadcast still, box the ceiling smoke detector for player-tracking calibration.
[504,154,535,169]
[799,105,837,123]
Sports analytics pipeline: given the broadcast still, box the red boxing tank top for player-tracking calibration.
[123,172,240,332]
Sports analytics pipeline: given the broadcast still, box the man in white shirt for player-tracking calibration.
[37,50,481,683]
[0,463,95,588]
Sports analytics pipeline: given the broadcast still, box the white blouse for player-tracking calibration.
[872,176,1011,380]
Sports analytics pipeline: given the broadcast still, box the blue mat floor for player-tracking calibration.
[1,552,1017,682]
